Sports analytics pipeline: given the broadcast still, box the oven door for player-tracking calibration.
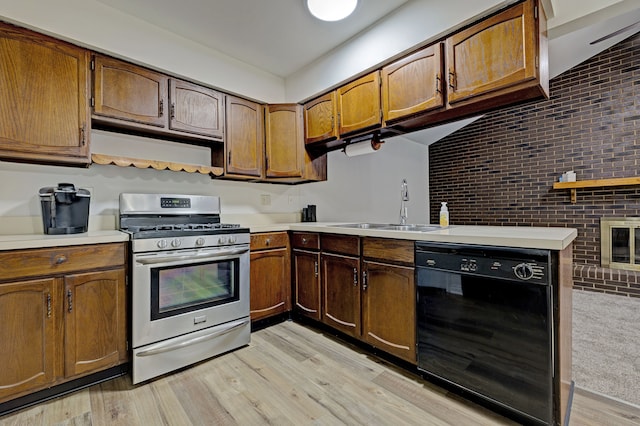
[132,244,250,347]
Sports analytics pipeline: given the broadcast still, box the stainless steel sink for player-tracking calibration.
[332,223,391,229]
[332,223,441,232]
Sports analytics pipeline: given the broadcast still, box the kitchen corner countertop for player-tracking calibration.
[0,230,130,251]
[250,223,577,251]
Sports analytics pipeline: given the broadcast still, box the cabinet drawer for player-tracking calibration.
[321,234,360,256]
[0,243,125,281]
[250,232,288,251]
[291,232,320,250]
[363,238,414,265]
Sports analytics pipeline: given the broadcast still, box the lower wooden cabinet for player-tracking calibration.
[292,249,321,320]
[0,243,127,404]
[362,260,416,363]
[321,252,361,338]
[250,232,291,321]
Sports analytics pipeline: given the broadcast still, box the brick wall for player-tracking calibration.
[429,33,640,298]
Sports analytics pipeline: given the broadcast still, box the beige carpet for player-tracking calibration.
[572,289,640,407]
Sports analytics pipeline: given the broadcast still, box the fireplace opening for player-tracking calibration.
[601,217,640,271]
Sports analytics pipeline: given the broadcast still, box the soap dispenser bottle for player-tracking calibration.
[439,202,449,227]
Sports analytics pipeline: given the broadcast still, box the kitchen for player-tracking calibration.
[1,0,639,424]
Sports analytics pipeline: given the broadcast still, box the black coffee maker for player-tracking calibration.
[39,183,91,234]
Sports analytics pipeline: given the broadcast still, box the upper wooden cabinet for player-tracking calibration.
[0,22,90,166]
[337,71,382,137]
[224,95,264,178]
[265,104,327,182]
[169,79,224,139]
[92,54,224,142]
[93,55,167,128]
[265,104,304,178]
[303,92,338,145]
[445,0,547,107]
[382,45,444,124]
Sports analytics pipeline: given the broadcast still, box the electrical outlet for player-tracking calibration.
[260,194,271,206]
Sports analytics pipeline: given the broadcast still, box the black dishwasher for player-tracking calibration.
[416,242,553,426]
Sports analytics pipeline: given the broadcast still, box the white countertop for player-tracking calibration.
[0,230,130,251]
[250,223,577,251]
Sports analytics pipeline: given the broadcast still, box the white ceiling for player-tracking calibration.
[96,0,409,78]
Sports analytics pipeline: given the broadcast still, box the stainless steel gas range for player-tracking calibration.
[119,193,250,384]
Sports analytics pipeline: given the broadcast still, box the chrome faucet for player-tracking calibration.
[399,179,409,225]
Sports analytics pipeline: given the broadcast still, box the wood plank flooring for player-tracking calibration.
[1,321,639,425]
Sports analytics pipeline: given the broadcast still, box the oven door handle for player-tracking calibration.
[135,248,249,265]
[135,318,250,357]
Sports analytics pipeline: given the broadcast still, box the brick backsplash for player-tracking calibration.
[429,33,640,298]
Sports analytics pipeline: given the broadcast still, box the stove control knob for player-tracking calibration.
[195,237,206,246]
[229,235,237,244]
[218,236,228,245]
[157,239,168,249]
[171,238,182,248]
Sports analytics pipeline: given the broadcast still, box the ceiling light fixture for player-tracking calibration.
[306,0,358,22]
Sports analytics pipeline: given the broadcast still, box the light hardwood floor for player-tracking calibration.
[1,321,639,425]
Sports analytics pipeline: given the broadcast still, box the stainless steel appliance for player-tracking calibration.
[39,183,90,234]
[416,242,554,426]
[119,193,250,384]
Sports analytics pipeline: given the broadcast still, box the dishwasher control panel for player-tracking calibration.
[415,243,550,284]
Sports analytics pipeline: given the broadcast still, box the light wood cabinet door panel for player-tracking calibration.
[93,54,168,127]
[321,253,361,338]
[225,95,264,178]
[337,71,381,136]
[445,0,537,106]
[64,268,126,378]
[293,250,321,320]
[0,22,90,165]
[250,248,290,321]
[362,261,416,363]
[265,104,303,178]
[382,45,444,123]
[304,92,338,145]
[169,79,224,139]
[0,278,58,402]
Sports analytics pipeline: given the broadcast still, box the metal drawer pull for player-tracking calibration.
[136,318,249,357]
[55,255,67,264]
[67,289,73,312]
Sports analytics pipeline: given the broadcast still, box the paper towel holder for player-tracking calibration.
[342,133,384,156]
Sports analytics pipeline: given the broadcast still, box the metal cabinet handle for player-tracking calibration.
[170,103,176,120]
[67,289,73,313]
[436,74,441,94]
[448,70,456,90]
[302,237,308,245]
[353,267,358,286]
[159,99,164,117]
[265,238,271,246]
[46,293,52,318]
[314,261,319,278]
[55,255,67,265]
[362,270,368,291]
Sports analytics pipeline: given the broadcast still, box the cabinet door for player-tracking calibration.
[64,268,127,378]
[0,278,58,402]
[250,248,291,321]
[265,104,303,178]
[382,45,444,124]
[93,54,168,128]
[169,79,224,139]
[362,261,416,363]
[293,249,321,320]
[445,0,538,106]
[303,92,338,145]
[0,22,90,165]
[337,71,382,136]
[321,253,361,338]
[225,95,264,178]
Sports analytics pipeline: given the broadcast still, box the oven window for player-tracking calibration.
[150,259,239,320]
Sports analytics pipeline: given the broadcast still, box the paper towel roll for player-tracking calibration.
[344,140,381,157]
